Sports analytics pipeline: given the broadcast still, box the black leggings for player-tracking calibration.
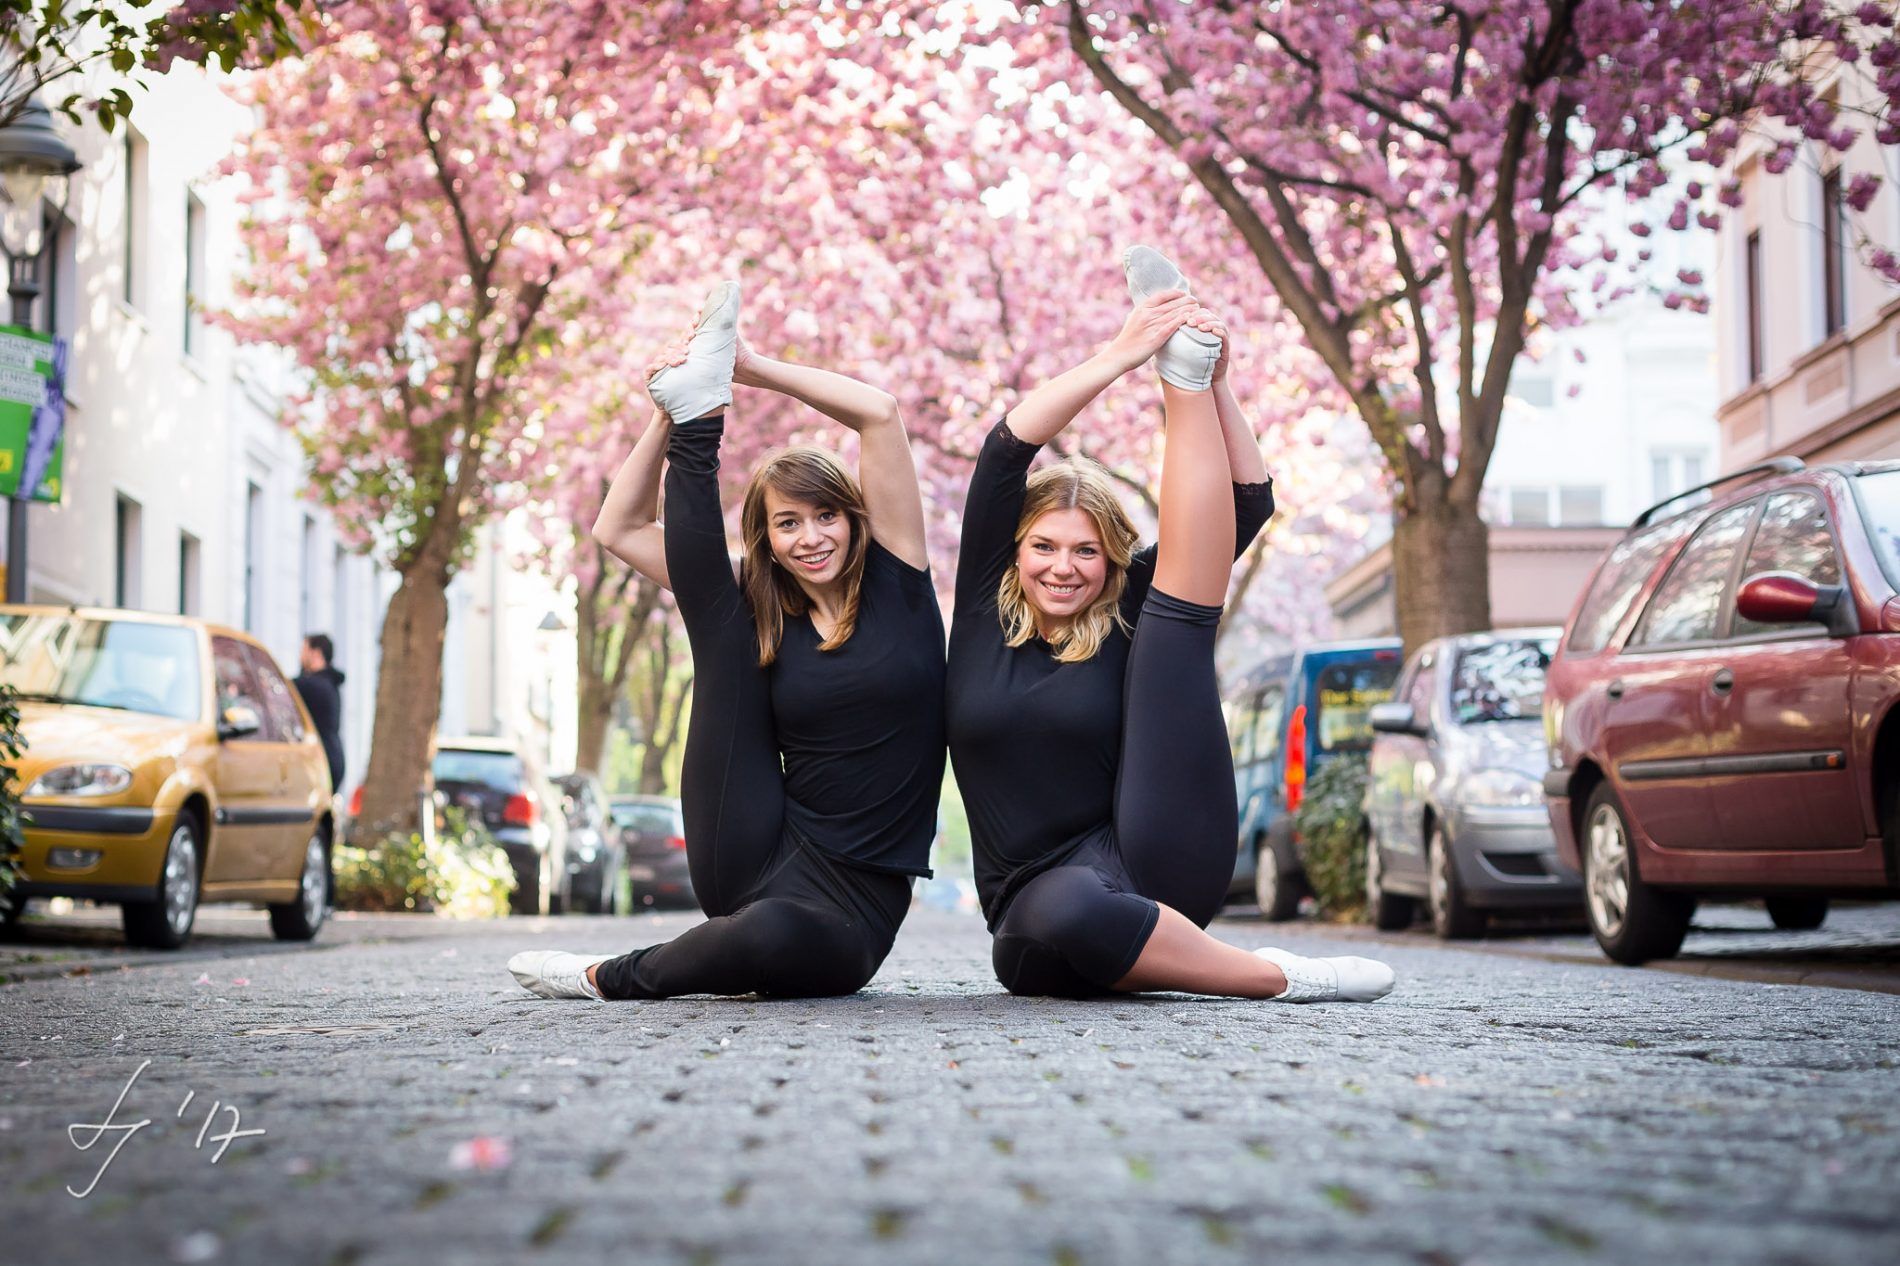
[593,413,910,1000]
[991,588,1236,998]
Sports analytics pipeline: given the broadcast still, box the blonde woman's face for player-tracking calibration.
[1017,508,1109,624]
[764,486,851,589]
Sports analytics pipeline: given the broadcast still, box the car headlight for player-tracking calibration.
[27,763,135,798]
[1460,768,1543,808]
[576,843,598,864]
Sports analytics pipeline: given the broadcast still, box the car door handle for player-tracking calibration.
[1711,669,1734,695]
[1606,680,1624,700]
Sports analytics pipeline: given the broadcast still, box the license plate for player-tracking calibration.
[626,865,655,881]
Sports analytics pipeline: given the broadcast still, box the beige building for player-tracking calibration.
[1715,58,1900,467]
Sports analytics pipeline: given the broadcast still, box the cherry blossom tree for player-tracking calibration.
[1024,0,1900,651]
[219,0,782,834]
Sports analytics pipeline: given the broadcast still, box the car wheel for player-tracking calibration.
[1582,783,1691,965]
[1254,836,1301,922]
[1365,828,1416,931]
[1428,825,1485,940]
[511,859,542,917]
[123,816,202,950]
[1765,897,1828,931]
[268,830,330,942]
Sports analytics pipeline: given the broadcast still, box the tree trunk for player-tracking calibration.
[1390,497,1492,659]
[573,668,615,776]
[353,554,452,839]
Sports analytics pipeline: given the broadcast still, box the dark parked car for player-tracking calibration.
[1365,628,1581,938]
[608,795,693,909]
[551,770,629,915]
[1543,458,1900,964]
[1224,639,1404,918]
[431,738,570,916]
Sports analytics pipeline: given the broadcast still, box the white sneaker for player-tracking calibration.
[647,281,741,423]
[1254,946,1396,1003]
[1123,245,1221,391]
[508,950,610,1000]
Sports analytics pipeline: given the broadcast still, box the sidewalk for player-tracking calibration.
[4,907,1899,1265]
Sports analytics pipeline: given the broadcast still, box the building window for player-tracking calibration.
[1745,230,1764,383]
[1820,167,1846,338]
[1505,486,1606,527]
[184,192,206,355]
[122,130,148,310]
[300,514,317,633]
[244,480,262,632]
[1557,486,1605,525]
[333,544,349,655]
[1651,452,1707,503]
[1511,374,1555,409]
[1508,488,1552,526]
[115,495,143,609]
[179,532,201,615]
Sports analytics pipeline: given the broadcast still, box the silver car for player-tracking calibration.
[1363,628,1581,937]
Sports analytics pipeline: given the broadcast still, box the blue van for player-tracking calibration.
[1224,639,1404,918]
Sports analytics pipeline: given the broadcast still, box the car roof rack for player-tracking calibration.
[1629,457,1805,528]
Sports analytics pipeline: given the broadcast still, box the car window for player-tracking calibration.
[1403,652,1436,719]
[611,804,678,834]
[1313,657,1403,753]
[0,614,203,720]
[1629,502,1756,647]
[242,644,306,742]
[212,637,265,736]
[1250,685,1285,764]
[1452,638,1555,724]
[1855,470,1900,589]
[1730,492,1842,639]
[433,748,525,791]
[1567,515,1699,653]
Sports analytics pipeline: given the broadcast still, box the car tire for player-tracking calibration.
[123,816,202,950]
[1582,783,1691,965]
[511,860,542,917]
[1765,897,1828,931]
[1428,825,1485,940]
[1254,836,1301,922]
[268,830,330,942]
[1365,828,1416,931]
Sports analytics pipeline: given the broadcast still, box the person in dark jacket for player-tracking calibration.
[293,633,346,796]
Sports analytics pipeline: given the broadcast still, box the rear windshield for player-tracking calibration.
[433,749,524,791]
[1567,516,1697,653]
[0,613,201,721]
[611,804,677,834]
[1855,470,1900,589]
[1452,638,1556,724]
[1312,658,1401,753]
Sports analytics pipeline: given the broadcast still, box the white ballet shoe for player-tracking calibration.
[647,281,741,423]
[508,950,610,1000]
[1255,946,1396,1003]
[1123,245,1221,391]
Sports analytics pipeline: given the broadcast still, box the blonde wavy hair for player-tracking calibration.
[997,456,1141,664]
[739,446,871,667]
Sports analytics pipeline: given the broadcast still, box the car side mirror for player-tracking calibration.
[218,704,262,740]
[1369,701,1423,736]
[1736,572,1857,637]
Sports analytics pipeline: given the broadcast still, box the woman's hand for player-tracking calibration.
[1107,290,1198,375]
[641,335,692,419]
[1187,307,1230,384]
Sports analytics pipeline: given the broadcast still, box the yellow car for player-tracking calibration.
[1,606,335,948]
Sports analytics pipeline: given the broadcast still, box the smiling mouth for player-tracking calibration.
[793,549,835,570]
[1039,581,1082,599]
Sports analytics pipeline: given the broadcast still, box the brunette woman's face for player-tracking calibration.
[764,487,851,589]
[1017,508,1108,623]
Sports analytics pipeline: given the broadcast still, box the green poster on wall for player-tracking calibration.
[0,325,64,504]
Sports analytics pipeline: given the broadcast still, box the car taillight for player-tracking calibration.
[1285,704,1308,813]
[347,785,363,817]
[503,792,538,826]
[665,835,687,851]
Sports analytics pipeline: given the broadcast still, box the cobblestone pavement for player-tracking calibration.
[4,904,1899,1266]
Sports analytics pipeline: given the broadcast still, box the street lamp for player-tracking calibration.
[0,96,80,604]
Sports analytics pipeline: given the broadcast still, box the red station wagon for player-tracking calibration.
[1542,458,1900,964]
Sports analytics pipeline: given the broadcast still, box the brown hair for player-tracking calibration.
[997,456,1141,664]
[739,446,871,666]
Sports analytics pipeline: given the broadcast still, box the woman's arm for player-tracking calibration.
[1005,291,1200,447]
[736,344,930,570]
[591,408,674,590]
[1209,328,1268,486]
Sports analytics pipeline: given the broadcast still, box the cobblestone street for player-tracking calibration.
[4,904,1899,1265]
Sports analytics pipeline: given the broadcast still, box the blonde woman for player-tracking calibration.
[509,283,945,1000]
[947,248,1395,1002]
